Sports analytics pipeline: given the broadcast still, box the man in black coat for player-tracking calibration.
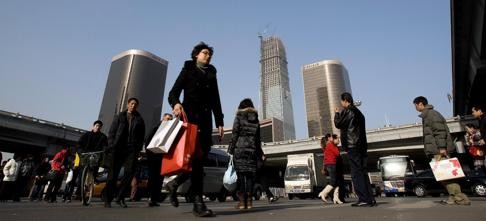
[334,92,375,207]
[167,42,224,217]
[104,97,145,208]
[77,120,108,154]
[74,120,107,199]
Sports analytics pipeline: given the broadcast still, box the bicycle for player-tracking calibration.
[80,150,104,206]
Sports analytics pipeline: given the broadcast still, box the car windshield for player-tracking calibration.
[285,165,310,181]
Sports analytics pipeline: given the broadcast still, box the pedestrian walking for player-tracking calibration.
[228,98,264,210]
[14,154,35,201]
[62,166,74,203]
[256,157,279,204]
[464,123,485,171]
[318,134,343,204]
[471,104,486,147]
[104,98,145,208]
[166,42,224,217]
[44,147,68,203]
[334,92,375,207]
[413,96,470,205]
[30,157,50,201]
[0,157,19,202]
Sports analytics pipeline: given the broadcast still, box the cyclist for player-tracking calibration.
[75,120,108,198]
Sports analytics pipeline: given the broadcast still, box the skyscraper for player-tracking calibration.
[259,36,296,141]
[98,49,168,135]
[302,60,351,137]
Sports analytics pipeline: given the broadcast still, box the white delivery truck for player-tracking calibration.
[284,153,325,199]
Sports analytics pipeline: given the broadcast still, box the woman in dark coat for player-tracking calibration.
[167,42,224,217]
[228,98,263,210]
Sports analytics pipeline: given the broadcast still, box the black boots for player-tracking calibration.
[166,181,179,207]
[193,195,213,217]
[116,198,128,208]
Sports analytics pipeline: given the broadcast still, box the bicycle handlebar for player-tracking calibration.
[80,150,105,156]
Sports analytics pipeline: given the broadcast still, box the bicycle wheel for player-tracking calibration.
[81,167,94,206]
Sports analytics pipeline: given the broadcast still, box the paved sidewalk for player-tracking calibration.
[0,197,485,221]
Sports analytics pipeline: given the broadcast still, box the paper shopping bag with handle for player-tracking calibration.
[146,118,183,153]
[161,111,199,176]
[429,157,465,181]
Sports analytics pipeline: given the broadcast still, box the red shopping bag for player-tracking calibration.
[161,111,200,176]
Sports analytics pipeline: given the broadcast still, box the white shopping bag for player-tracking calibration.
[146,118,183,153]
[429,157,465,181]
[223,155,238,192]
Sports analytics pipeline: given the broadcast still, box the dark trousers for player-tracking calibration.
[348,148,374,203]
[13,176,29,201]
[256,167,274,198]
[45,172,64,202]
[30,182,46,200]
[336,157,346,201]
[63,181,75,201]
[237,172,255,194]
[0,181,15,201]
[105,151,136,203]
[147,151,164,202]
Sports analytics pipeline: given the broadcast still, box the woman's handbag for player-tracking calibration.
[161,111,199,176]
[223,155,238,192]
[45,170,58,181]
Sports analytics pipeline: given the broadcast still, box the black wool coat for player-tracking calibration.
[228,108,263,173]
[107,110,145,153]
[168,60,224,152]
[77,131,108,153]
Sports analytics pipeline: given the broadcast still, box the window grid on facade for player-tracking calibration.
[259,36,295,141]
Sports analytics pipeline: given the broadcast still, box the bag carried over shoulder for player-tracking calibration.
[223,155,238,192]
[147,118,184,153]
[429,157,465,181]
[45,170,58,181]
[161,111,199,176]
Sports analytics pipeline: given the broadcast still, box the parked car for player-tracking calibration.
[405,169,486,197]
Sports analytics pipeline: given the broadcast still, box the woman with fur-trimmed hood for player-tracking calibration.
[228,98,264,210]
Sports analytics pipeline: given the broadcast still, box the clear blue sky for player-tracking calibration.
[0,0,452,140]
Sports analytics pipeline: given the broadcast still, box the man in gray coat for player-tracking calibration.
[413,96,470,205]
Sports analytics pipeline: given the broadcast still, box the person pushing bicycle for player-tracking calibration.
[75,120,108,201]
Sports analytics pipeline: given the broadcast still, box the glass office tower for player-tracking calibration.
[98,49,168,135]
[302,60,351,137]
[259,36,296,141]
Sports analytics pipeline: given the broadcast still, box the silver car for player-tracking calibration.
[162,148,230,202]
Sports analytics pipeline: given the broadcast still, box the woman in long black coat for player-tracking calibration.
[228,98,263,210]
[167,42,224,217]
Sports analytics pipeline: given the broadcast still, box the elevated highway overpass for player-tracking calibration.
[214,116,477,177]
[0,110,86,156]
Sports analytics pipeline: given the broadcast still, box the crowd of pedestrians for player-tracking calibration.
[1,42,485,218]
